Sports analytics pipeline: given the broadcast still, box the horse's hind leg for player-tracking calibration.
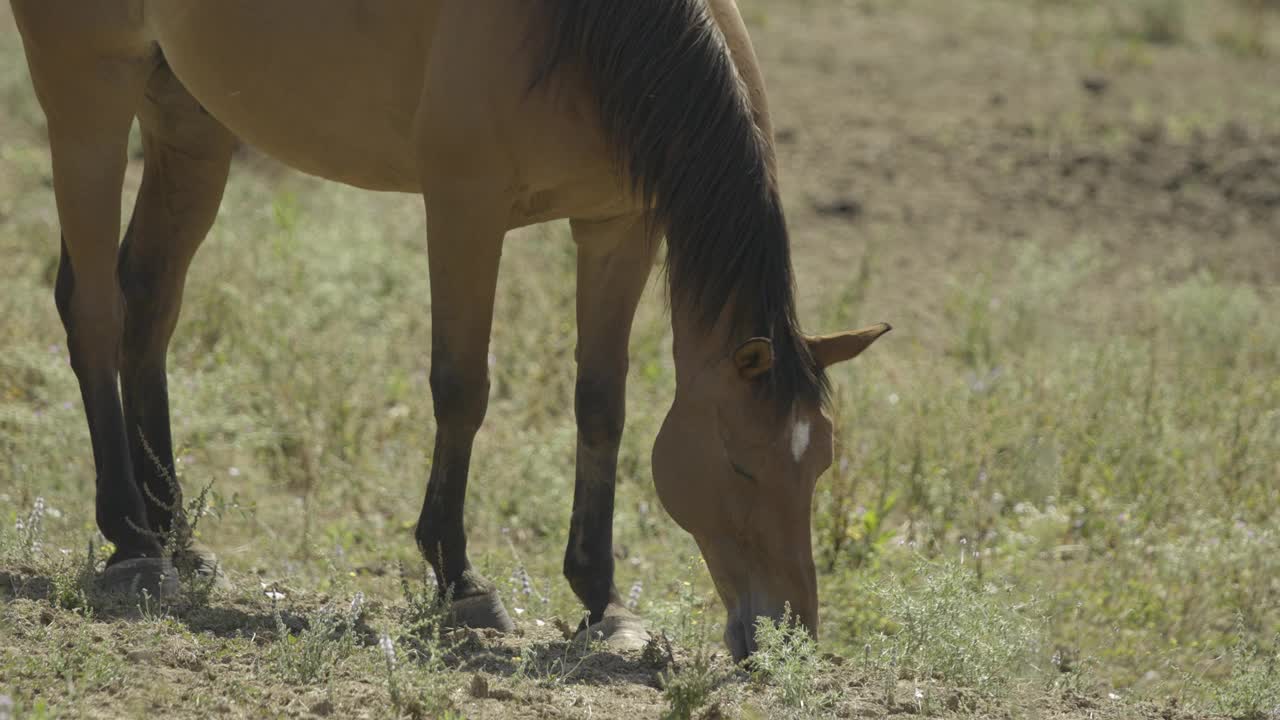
[565,214,656,649]
[119,61,235,573]
[12,13,161,567]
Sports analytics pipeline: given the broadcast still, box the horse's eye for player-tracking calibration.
[730,460,757,483]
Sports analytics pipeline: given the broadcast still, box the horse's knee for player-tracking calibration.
[56,272,124,377]
[429,364,489,434]
[575,372,625,450]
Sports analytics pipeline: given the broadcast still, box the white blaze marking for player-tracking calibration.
[790,419,811,462]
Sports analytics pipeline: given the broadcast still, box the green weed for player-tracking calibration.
[750,607,832,714]
[1193,617,1280,720]
[658,641,731,720]
[267,599,362,685]
[867,558,1046,696]
[387,565,461,718]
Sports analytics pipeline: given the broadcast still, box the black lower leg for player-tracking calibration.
[82,377,162,561]
[564,376,625,624]
[415,365,493,601]
[415,434,493,599]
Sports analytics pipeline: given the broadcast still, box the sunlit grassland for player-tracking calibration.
[4,151,1277,713]
[3,1,1280,718]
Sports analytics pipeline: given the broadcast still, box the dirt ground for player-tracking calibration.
[758,0,1279,340]
[0,572,1193,720]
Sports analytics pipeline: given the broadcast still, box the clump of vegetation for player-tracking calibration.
[267,597,363,685]
[46,541,98,613]
[382,565,462,718]
[658,639,730,720]
[1192,617,1280,720]
[396,562,454,671]
[867,558,1047,696]
[649,558,722,648]
[9,496,47,563]
[749,607,833,715]
[512,628,601,688]
[132,438,224,608]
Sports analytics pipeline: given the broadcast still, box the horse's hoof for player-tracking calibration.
[98,557,179,600]
[449,590,516,632]
[175,542,231,591]
[576,604,650,651]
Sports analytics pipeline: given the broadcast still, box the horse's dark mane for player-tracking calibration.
[535,0,829,411]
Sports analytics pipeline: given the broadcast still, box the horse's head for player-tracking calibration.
[653,322,889,661]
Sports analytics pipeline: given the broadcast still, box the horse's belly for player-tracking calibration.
[147,0,431,192]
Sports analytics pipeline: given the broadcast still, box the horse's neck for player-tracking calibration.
[706,0,777,171]
[669,300,736,386]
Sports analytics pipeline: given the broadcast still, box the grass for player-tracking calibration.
[1130,0,1188,45]
[4,0,1280,718]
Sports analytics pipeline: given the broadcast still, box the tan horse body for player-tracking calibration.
[11,0,887,660]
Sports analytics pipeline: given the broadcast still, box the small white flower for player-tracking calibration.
[349,592,365,617]
[887,393,900,405]
[228,466,241,477]
[261,582,286,601]
[626,581,644,611]
[379,634,397,669]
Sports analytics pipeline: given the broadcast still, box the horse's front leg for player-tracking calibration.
[414,180,513,631]
[565,215,657,649]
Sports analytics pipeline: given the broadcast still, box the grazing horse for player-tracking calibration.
[10,0,889,660]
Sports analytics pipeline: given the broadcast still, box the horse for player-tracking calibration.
[10,0,889,661]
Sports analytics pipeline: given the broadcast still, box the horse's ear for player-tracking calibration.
[733,338,774,380]
[807,323,891,368]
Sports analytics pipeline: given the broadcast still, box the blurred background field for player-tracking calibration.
[1,1,1278,718]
